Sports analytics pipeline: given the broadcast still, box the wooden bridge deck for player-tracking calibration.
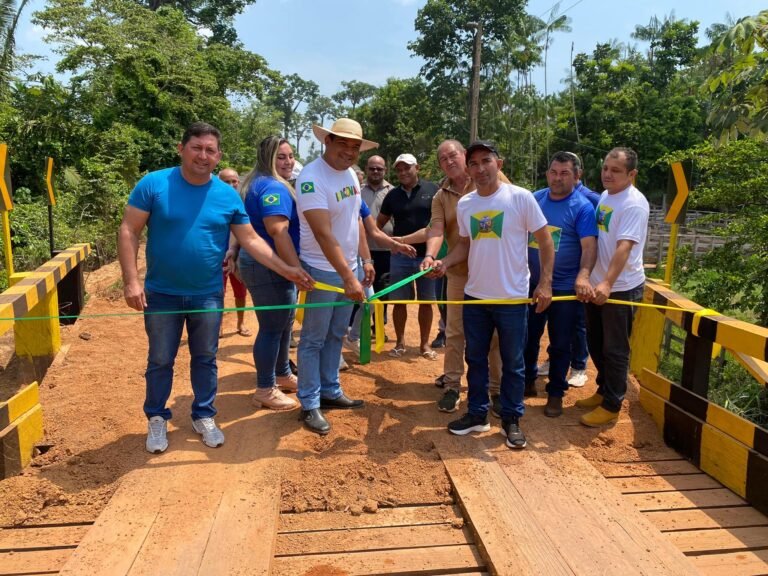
[3,407,768,576]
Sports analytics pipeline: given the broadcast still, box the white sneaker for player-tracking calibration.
[343,336,361,354]
[339,355,350,371]
[538,360,550,377]
[191,417,225,448]
[146,416,168,454]
[568,369,588,388]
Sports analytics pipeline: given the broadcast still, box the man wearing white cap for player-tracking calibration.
[376,153,439,359]
[295,118,377,435]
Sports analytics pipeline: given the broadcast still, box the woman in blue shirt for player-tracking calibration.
[238,136,301,411]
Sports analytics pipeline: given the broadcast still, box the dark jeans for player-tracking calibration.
[143,290,223,421]
[239,252,296,389]
[524,292,584,397]
[585,283,644,412]
[545,303,588,369]
[463,295,527,420]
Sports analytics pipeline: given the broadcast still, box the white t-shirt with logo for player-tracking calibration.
[591,184,649,291]
[296,157,361,273]
[457,182,548,300]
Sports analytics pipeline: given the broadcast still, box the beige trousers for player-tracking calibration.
[443,273,501,394]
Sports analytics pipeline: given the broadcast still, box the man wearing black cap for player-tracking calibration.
[431,141,554,449]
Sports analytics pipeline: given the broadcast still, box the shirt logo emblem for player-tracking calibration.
[528,225,562,251]
[301,182,315,194]
[596,205,613,232]
[335,185,358,202]
[263,193,280,207]
[470,210,504,240]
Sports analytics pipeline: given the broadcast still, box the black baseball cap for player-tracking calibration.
[465,140,500,160]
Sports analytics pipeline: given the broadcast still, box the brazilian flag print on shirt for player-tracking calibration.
[528,225,562,251]
[597,205,613,232]
[262,193,280,207]
[470,210,504,239]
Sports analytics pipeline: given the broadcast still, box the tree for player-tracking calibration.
[265,72,319,144]
[705,10,768,140]
[0,0,31,96]
[138,0,253,45]
[332,80,376,114]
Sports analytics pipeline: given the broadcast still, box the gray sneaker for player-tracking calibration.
[192,417,225,448]
[146,416,168,454]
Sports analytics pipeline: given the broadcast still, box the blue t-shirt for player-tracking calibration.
[243,176,300,253]
[528,188,598,291]
[360,199,371,220]
[128,167,249,295]
[574,181,601,208]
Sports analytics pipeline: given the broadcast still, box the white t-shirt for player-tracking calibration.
[591,184,649,291]
[296,157,361,273]
[457,182,548,300]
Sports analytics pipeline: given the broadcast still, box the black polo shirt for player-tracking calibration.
[380,178,439,256]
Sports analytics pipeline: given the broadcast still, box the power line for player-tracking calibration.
[537,0,587,21]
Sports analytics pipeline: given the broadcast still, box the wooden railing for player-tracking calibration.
[630,280,768,515]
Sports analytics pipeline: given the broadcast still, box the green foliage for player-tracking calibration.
[706,10,768,140]
[666,139,768,325]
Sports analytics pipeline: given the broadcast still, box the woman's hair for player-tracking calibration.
[240,136,295,199]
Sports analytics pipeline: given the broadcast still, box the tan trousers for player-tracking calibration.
[444,273,501,394]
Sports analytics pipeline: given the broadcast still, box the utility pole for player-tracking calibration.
[468,22,482,142]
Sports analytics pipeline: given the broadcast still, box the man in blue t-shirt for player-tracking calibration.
[524,151,598,417]
[118,122,313,454]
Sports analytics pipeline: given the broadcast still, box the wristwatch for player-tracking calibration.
[362,258,375,265]
[423,254,436,261]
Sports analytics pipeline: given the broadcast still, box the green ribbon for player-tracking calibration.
[367,267,432,302]
[359,303,371,364]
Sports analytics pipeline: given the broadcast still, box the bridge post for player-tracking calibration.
[681,332,712,397]
[10,271,61,380]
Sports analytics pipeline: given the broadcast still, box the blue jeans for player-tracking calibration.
[545,302,588,370]
[239,251,296,389]
[524,291,585,397]
[585,283,644,412]
[143,290,223,421]
[297,261,354,410]
[388,253,437,300]
[463,296,527,420]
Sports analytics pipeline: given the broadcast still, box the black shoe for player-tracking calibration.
[431,331,446,349]
[320,394,364,409]
[524,381,537,397]
[289,358,298,375]
[501,418,527,449]
[435,374,446,388]
[490,394,502,418]
[438,389,460,413]
[544,395,563,418]
[448,413,490,436]
[300,409,330,435]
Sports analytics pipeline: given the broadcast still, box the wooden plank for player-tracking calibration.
[272,544,485,576]
[626,488,747,511]
[494,446,657,575]
[690,549,768,576]
[536,449,701,575]
[607,473,722,493]
[196,475,280,576]
[59,468,167,576]
[594,459,701,477]
[275,523,472,556]
[666,527,768,553]
[278,505,463,533]
[435,436,574,576]
[646,508,768,531]
[0,524,90,550]
[0,548,72,575]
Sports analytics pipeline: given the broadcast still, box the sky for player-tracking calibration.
[15,0,767,98]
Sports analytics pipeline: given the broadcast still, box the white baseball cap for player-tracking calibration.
[394,153,418,166]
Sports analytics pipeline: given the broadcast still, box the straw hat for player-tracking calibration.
[311,118,379,151]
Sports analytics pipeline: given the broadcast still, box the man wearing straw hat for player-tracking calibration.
[295,118,378,435]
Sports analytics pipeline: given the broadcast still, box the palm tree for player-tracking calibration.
[0,0,31,97]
